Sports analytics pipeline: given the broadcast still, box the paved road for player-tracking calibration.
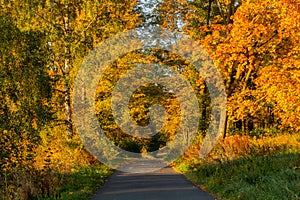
[91,166,216,200]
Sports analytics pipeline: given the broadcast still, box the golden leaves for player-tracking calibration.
[173,0,300,131]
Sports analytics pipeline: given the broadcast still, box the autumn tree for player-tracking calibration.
[4,0,140,137]
[199,0,300,134]
[158,0,300,136]
[1,0,141,198]
[0,13,52,198]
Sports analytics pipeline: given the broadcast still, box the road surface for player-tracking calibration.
[92,166,216,200]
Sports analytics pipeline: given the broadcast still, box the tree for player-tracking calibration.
[3,0,140,137]
[0,1,141,197]
[0,14,52,198]
[158,0,300,136]
[199,0,300,134]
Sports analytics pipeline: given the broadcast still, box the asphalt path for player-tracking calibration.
[91,166,216,200]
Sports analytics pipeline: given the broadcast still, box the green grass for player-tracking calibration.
[176,153,300,200]
[37,164,114,200]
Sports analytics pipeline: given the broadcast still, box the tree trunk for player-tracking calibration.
[63,4,74,137]
[226,0,235,24]
[207,0,214,25]
[64,81,73,137]
[223,111,228,139]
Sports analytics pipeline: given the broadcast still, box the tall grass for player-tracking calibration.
[175,132,300,200]
[37,164,113,200]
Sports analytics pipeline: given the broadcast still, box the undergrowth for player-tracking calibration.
[0,126,113,200]
[37,164,113,200]
[175,132,300,200]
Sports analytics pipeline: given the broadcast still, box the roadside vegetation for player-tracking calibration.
[37,164,113,200]
[175,132,300,200]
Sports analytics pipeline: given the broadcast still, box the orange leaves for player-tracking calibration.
[256,65,300,130]
[189,0,299,131]
[196,77,205,87]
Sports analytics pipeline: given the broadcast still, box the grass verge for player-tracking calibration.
[37,163,114,200]
[176,153,300,200]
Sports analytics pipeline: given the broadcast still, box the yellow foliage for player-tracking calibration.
[182,132,300,163]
